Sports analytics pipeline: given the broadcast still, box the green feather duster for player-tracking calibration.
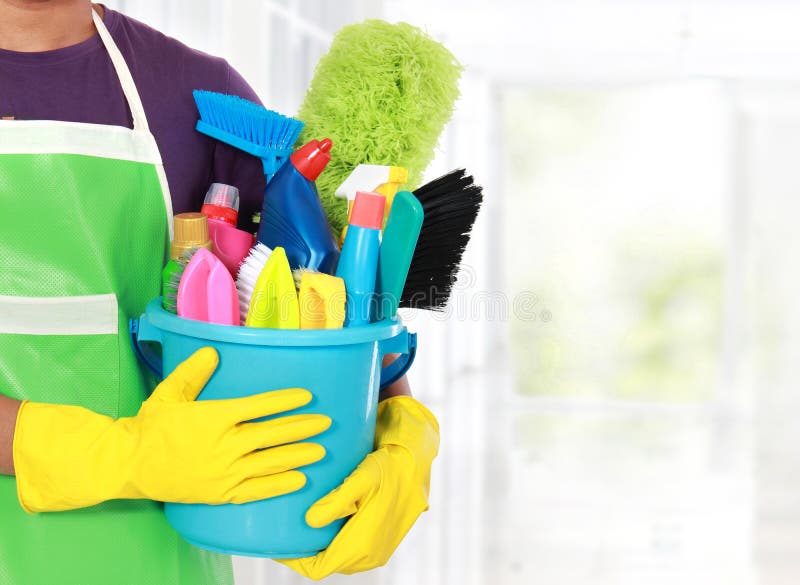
[297,20,463,234]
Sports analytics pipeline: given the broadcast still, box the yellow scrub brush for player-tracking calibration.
[236,244,299,328]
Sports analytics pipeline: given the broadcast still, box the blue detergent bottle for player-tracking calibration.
[256,138,341,273]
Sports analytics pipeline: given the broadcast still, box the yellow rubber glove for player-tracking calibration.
[279,395,439,580]
[13,347,331,513]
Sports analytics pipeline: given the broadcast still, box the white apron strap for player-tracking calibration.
[91,7,150,134]
[91,6,175,238]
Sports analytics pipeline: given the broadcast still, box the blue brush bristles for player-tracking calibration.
[193,90,304,180]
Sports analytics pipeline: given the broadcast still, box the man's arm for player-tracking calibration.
[0,395,21,475]
[379,354,412,400]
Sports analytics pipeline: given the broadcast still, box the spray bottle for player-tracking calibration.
[335,164,408,243]
[256,138,340,273]
[335,191,386,326]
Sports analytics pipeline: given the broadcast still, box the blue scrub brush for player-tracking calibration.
[192,90,304,180]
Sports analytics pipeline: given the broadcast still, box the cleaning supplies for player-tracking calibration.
[375,191,424,321]
[335,164,408,242]
[335,191,385,326]
[131,301,418,558]
[202,182,240,226]
[177,248,239,325]
[298,271,346,329]
[236,242,273,325]
[256,138,340,273]
[162,212,214,313]
[162,250,198,315]
[402,169,483,310]
[297,20,462,234]
[193,90,304,180]
[208,223,253,277]
[200,183,255,277]
[244,247,300,329]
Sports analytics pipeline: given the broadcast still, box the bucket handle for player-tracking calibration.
[129,315,163,379]
[379,331,417,390]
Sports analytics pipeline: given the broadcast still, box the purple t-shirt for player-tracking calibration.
[0,5,266,231]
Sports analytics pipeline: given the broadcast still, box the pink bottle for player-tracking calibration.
[177,248,239,325]
[201,183,255,277]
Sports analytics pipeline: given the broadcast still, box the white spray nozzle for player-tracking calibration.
[335,164,408,202]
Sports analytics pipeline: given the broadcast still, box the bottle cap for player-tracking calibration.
[290,138,333,181]
[201,203,238,226]
[349,191,386,230]
[171,212,213,259]
[201,183,240,225]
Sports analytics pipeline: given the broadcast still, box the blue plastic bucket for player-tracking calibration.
[129,299,416,558]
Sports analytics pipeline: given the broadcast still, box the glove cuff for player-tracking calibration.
[13,401,140,513]
[12,399,32,513]
[375,396,440,465]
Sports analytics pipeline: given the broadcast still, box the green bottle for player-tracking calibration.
[161,212,213,313]
[375,191,424,321]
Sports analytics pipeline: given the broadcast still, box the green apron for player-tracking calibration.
[0,10,233,585]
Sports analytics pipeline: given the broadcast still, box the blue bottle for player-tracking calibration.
[336,191,386,326]
[256,138,340,273]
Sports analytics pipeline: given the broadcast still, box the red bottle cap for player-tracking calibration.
[290,138,333,181]
[201,183,240,226]
[201,203,238,226]
[350,191,386,229]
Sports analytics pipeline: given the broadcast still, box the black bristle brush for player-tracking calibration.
[400,169,483,310]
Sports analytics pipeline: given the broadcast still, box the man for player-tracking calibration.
[0,1,439,583]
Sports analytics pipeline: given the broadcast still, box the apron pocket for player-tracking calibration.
[0,294,121,417]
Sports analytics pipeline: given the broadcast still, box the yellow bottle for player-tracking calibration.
[298,272,346,329]
[336,165,408,243]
